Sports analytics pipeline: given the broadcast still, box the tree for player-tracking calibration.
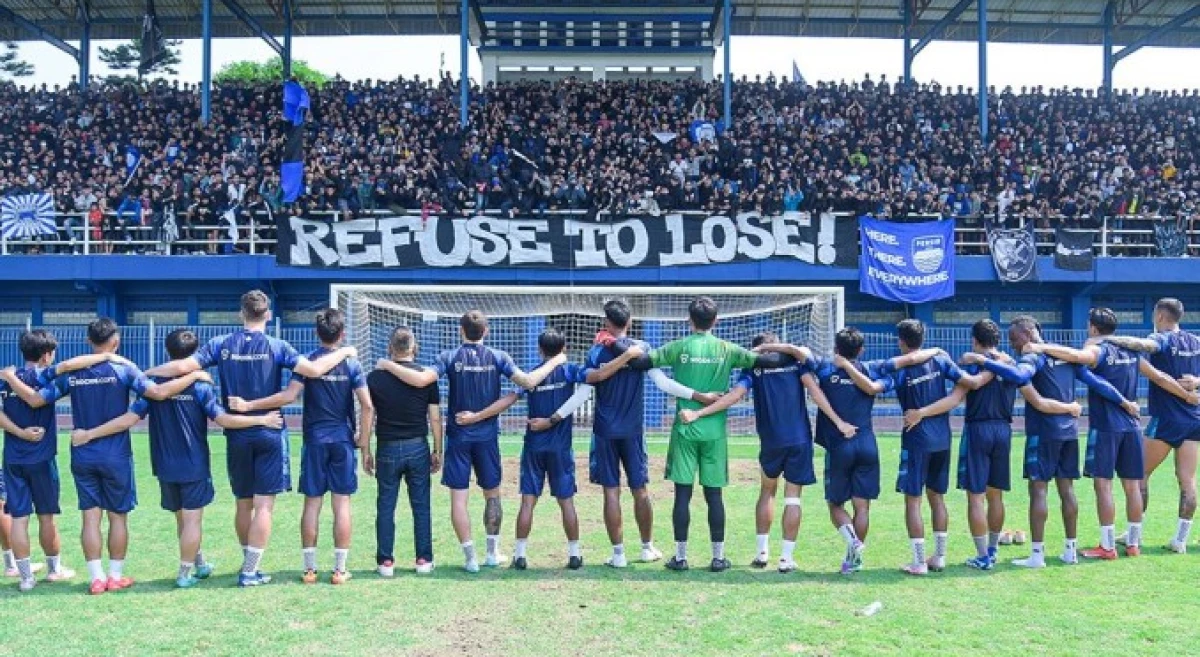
[0,42,34,79]
[98,38,182,80]
[214,56,329,87]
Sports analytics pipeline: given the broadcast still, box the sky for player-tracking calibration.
[4,34,1200,91]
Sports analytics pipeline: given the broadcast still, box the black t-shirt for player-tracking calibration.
[367,361,440,442]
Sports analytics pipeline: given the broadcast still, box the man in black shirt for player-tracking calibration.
[366,327,443,576]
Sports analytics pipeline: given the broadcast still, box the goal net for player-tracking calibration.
[332,285,844,442]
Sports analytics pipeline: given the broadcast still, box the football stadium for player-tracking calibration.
[1,0,1200,654]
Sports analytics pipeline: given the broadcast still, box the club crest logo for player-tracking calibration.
[680,353,690,364]
[912,235,945,274]
[220,349,230,360]
[454,361,464,372]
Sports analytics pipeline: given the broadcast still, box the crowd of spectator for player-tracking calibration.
[0,72,1197,255]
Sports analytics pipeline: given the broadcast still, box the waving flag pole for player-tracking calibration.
[280,80,310,204]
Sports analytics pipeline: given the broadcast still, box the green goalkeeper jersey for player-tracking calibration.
[650,332,758,443]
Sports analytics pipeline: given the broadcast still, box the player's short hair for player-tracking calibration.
[603,299,632,330]
[538,328,567,357]
[315,308,345,344]
[460,310,488,341]
[389,326,415,356]
[835,327,866,359]
[971,319,1001,349]
[1089,307,1119,336]
[240,290,271,322]
[1156,298,1184,323]
[896,319,925,349]
[750,332,779,349]
[165,329,200,361]
[18,329,57,362]
[688,297,718,331]
[1009,315,1041,338]
[87,317,120,346]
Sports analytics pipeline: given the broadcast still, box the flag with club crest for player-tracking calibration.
[1,193,57,239]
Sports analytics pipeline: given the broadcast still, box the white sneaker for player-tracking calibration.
[605,553,628,568]
[416,560,435,574]
[926,556,946,572]
[45,566,75,582]
[1059,552,1079,565]
[18,578,36,592]
[483,553,507,568]
[640,546,663,563]
[777,558,797,573]
[464,559,480,574]
[1167,540,1187,554]
[376,562,395,578]
[1011,556,1045,569]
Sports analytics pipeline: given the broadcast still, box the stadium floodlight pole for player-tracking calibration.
[201,0,213,124]
[1102,0,1114,98]
[722,0,731,128]
[902,0,913,88]
[79,15,90,93]
[460,0,469,129]
[283,0,294,79]
[977,0,987,139]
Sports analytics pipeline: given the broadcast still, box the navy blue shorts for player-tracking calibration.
[1086,429,1144,480]
[72,458,137,514]
[3,461,62,518]
[160,478,215,512]
[442,439,501,490]
[299,442,358,497]
[227,433,291,499]
[1145,417,1200,449]
[759,443,816,486]
[1023,434,1080,481]
[520,448,576,499]
[589,435,649,490]
[957,421,1012,494]
[823,437,881,504]
[896,447,950,497]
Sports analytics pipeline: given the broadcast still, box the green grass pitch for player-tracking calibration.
[2,433,1199,656]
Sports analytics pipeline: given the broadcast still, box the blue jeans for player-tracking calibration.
[375,440,433,564]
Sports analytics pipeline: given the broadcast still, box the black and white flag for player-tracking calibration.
[139,0,168,75]
[1154,218,1187,257]
[988,225,1038,283]
[1054,228,1095,271]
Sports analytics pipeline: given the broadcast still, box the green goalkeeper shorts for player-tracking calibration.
[665,437,728,488]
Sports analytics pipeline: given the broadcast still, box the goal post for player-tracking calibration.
[332,285,844,441]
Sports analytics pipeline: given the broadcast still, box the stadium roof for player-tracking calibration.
[1,0,1199,48]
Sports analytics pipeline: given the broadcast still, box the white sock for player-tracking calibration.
[178,562,194,580]
[46,555,61,573]
[1176,518,1193,544]
[911,538,926,566]
[755,533,769,556]
[612,543,625,557]
[837,524,858,548]
[241,547,263,575]
[16,558,34,582]
[333,548,349,573]
[302,547,317,572]
[1064,538,1078,557]
[194,550,207,568]
[972,535,988,558]
[1127,522,1143,548]
[2,550,14,571]
[108,559,124,579]
[712,542,725,560]
[486,535,500,557]
[1028,542,1045,564]
[567,541,581,558]
[87,559,104,582]
[933,532,948,558]
[988,531,1001,550]
[781,540,796,560]
[675,541,687,561]
[461,541,476,562]
[641,541,653,551]
[514,539,528,559]
[1100,525,1116,550]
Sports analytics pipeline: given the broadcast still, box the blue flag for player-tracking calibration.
[281,81,310,204]
[858,217,955,303]
[125,145,141,176]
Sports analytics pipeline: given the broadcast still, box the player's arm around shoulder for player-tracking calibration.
[374,357,439,388]
[679,379,747,425]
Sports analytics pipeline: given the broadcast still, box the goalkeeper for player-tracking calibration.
[610,296,797,572]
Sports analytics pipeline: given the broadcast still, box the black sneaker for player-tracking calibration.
[511,557,528,571]
[664,556,689,571]
[750,557,769,569]
[566,556,583,570]
[710,558,732,573]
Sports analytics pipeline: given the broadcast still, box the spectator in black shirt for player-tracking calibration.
[366,326,442,576]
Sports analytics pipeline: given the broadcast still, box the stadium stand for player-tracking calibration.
[0,75,1197,256]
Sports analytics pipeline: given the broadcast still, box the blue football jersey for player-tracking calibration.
[1147,331,1200,439]
[40,361,152,464]
[811,357,893,447]
[193,330,300,441]
[962,363,1018,423]
[130,378,222,483]
[1,365,58,465]
[585,339,649,441]
[890,353,963,451]
[734,360,813,449]
[1088,342,1141,433]
[295,348,367,445]
[433,344,518,443]
[523,362,590,451]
